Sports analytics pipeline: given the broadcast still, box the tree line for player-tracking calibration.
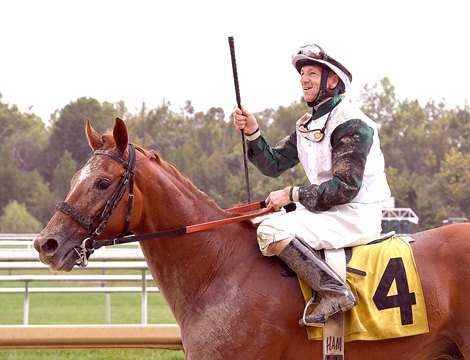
[0,77,469,233]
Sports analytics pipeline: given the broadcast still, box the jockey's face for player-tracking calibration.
[300,65,322,103]
[300,65,339,103]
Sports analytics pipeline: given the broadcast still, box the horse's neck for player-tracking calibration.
[136,159,250,319]
[138,159,225,229]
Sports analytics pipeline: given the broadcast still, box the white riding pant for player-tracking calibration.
[257,202,383,256]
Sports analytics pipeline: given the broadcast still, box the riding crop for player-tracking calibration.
[228,36,251,203]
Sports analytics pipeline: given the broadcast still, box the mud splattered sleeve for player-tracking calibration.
[298,119,374,212]
[246,131,299,177]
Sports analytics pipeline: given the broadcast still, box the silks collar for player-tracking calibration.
[311,95,342,121]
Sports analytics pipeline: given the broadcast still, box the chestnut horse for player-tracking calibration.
[35,118,470,359]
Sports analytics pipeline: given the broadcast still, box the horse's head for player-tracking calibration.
[34,118,142,271]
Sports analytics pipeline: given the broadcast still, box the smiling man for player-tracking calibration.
[233,43,391,327]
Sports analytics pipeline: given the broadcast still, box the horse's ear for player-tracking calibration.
[113,117,128,154]
[85,119,104,150]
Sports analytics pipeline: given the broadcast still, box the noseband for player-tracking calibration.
[56,144,136,267]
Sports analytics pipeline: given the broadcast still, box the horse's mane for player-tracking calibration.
[141,145,229,213]
[99,131,237,217]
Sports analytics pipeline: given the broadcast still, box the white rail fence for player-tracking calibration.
[0,233,184,350]
[0,234,157,325]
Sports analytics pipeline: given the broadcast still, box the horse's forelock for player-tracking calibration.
[100,131,116,150]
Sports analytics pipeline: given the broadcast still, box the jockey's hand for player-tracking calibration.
[265,187,292,212]
[233,106,258,135]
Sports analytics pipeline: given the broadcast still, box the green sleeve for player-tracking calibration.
[298,119,374,211]
[247,131,299,177]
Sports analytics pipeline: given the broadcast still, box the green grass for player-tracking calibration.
[1,290,176,325]
[0,267,175,325]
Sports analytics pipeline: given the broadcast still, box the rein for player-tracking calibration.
[55,144,275,267]
[92,200,273,248]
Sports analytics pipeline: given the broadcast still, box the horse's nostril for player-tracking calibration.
[41,239,59,254]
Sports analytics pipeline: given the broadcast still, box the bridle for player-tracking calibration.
[56,144,136,267]
[55,144,279,268]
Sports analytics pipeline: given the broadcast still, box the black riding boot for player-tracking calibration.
[277,237,357,327]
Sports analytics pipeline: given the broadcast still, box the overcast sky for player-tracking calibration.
[1,0,469,123]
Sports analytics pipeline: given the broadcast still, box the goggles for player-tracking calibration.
[292,44,329,61]
[297,111,333,143]
[298,124,326,142]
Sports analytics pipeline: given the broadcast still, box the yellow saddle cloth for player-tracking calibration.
[300,235,429,341]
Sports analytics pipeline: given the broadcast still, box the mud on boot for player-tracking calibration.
[277,237,357,328]
[300,289,357,327]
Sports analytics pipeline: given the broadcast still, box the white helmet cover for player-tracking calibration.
[292,45,352,92]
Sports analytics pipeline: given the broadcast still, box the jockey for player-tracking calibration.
[233,43,391,327]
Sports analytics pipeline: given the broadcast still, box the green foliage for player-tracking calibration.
[53,150,77,199]
[0,200,42,233]
[359,79,470,229]
[436,148,470,214]
[1,80,470,232]
[44,97,118,182]
[0,97,49,221]
[23,173,58,225]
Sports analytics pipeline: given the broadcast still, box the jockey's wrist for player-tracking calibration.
[245,127,260,141]
[290,186,300,202]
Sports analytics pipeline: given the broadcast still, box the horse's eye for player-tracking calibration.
[96,178,112,190]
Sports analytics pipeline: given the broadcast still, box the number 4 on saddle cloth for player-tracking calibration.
[299,235,429,341]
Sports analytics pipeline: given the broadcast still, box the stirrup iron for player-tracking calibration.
[301,298,325,327]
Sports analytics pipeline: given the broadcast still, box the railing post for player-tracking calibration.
[105,293,111,324]
[141,270,147,324]
[23,281,29,325]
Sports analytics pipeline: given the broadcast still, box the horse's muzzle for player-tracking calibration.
[34,234,85,271]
